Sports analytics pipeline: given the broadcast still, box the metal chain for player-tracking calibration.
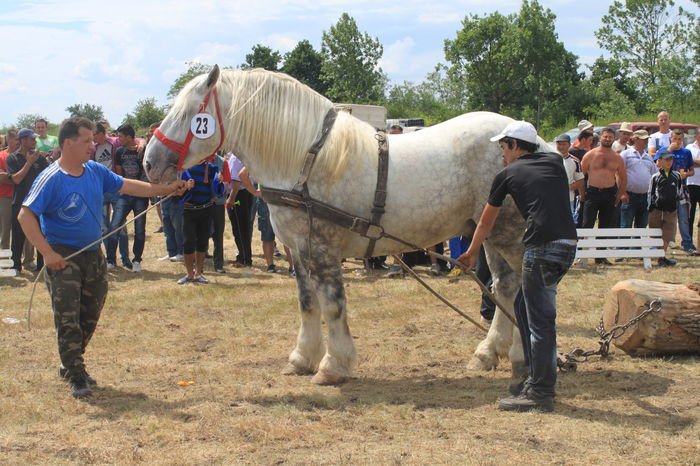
[557,298,663,372]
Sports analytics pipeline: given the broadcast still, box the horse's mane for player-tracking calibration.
[173,68,376,186]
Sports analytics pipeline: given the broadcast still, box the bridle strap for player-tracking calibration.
[153,86,226,172]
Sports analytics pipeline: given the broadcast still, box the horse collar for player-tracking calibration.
[153,86,226,172]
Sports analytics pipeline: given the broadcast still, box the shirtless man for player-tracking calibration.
[580,128,627,263]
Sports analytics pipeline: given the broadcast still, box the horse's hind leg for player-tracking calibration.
[282,258,326,376]
[309,258,356,385]
[468,248,525,377]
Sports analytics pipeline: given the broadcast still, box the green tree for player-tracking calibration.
[281,40,327,94]
[15,113,49,129]
[321,13,386,103]
[241,44,281,71]
[65,103,105,121]
[582,78,636,120]
[168,61,214,100]
[444,11,522,114]
[647,55,698,113]
[595,0,693,88]
[122,98,167,130]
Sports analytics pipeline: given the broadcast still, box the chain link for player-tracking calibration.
[557,298,663,372]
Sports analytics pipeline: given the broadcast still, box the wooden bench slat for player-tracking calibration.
[575,249,666,259]
[577,238,664,248]
[0,259,14,268]
[576,228,662,237]
[0,249,11,259]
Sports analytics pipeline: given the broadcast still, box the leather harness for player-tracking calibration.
[260,108,392,259]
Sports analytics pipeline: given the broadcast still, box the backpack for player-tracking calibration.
[652,172,679,212]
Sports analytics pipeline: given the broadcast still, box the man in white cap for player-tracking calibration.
[619,129,656,229]
[457,120,577,412]
[612,122,633,153]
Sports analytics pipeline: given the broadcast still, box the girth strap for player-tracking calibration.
[364,131,389,258]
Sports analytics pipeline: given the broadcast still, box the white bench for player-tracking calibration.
[0,249,16,277]
[575,228,665,270]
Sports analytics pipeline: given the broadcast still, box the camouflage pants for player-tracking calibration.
[44,245,108,377]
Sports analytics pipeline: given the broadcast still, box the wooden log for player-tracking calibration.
[602,279,700,355]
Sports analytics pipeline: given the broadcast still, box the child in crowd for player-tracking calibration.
[648,150,684,267]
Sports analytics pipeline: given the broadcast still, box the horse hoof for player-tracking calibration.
[311,371,347,385]
[281,363,313,376]
[467,355,497,371]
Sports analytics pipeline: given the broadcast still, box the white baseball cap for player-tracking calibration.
[490,121,538,144]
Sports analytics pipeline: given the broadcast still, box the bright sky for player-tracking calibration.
[0,0,694,128]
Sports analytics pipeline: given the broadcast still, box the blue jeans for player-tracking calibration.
[161,197,184,257]
[102,191,129,264]
[107,194,148,263]
[514,240,577,397]
[619,192,649,228]
[677,201,695,250]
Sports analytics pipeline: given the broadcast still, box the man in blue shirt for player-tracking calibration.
[18,117,190,399]
[656,129,696,253]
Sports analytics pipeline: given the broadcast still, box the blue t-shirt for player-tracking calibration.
[23,161,124,250]
[655,146,694,172]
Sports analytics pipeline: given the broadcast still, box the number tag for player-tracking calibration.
[190,113,215,139]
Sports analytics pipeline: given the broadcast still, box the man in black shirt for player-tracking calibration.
[458,120,577,412]
[6,128,50,272]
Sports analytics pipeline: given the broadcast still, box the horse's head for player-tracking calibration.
[144,65,225,183]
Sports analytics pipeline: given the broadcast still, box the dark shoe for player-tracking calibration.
[266,264,276,273]
[70,376,92,399]
[215,266,226,273]
[498,392,553,412]
[59,367,96,385]
[508,378,527,396]
[595,258,613,265]
[121,260,133,270]
[666,257,677,266]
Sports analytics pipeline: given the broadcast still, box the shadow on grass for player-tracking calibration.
[240,368,693,432]
[85,385,199,421]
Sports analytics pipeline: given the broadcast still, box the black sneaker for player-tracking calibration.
[508,378,528,396]
[59,367,96,385]
[267,264,276,273]
[595,258,613,265]
[498,391,553,412]
[70,376,93,399]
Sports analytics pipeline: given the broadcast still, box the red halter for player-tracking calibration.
[153,86,226,172]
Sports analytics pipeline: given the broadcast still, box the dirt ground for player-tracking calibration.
[1,216,699,464]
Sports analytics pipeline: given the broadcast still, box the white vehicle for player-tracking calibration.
[334,103,387,130]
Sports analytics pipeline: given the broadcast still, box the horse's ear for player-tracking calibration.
[206,65,220,89]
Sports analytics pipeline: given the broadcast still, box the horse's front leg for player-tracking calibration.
[309,258,356,385]
[468,250,525,378]
[282,258,326,376]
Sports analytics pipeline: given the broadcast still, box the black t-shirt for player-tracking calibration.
[488,152,577,248]
[6,151,51,206]
[114,146,144,181]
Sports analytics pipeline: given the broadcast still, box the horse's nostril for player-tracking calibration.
[145,162,152,171]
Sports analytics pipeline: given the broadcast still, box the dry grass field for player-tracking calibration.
[1,216,699,465]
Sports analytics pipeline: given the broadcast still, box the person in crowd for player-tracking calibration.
[657,129,695,254]
[211,153,228,273]
[572,120,593,149]
[685,131,700,253]
[648,150,684,267]
[178,159,224,284]
[147,121,165,234]
[91,121,130,267]
[568,131,593,161]
[34,118,59,162]
[106,124,148,272]
[0,129,19,250]
[648,111,672,158]
[555,133,585,222]
[612,122,633,153]
[225,153,255,267]
[6,128,50,272]
[619,130,657,229]
[458,120,577,413]
[580,127,628,265]
[18,117,190,398]
[239,166,293,273]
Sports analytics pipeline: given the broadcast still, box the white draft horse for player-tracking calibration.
[145,66,544,384]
